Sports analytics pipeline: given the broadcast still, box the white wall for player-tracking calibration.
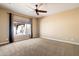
[0,8,9,44]
[32,18,39,38]
[39,8,79,44]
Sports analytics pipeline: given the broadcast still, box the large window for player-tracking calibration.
[13,24,31,36]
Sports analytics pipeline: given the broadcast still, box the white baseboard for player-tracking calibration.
[41,36,79,45]
[0,42,9,45]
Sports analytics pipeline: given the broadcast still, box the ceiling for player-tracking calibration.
[0,3,79,17]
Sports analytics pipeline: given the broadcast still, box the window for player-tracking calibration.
[13,24,31,36]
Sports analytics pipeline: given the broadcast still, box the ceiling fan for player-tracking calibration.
[34,4,47,15]
[26,4,47,15]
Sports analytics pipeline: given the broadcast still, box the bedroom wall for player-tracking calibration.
[39,7,79,44]
[0,8,9,44]
[32,18,39,38]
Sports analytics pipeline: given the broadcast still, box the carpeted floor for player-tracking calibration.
[0,38,79,56]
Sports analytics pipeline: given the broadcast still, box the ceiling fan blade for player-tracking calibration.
[37,10,47,13]
[36,12,39,15]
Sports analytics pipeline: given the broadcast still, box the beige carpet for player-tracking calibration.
[0,38,79,56]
